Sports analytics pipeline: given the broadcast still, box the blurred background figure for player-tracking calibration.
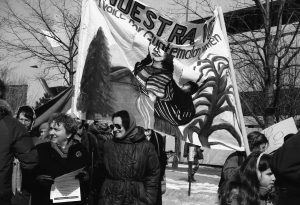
[87,118,112,205]
[69,113,99,205]
[0,79,38,205]
[218,131,269,197]
[32,122,51,145]
[16,106,36,132]
[0,79,6,99]
[12,105,37,205]
[27,121,51,147]
[89,118,113,142]
[39,122,50,140]
[271,132,300,205]
[144,128,167,205]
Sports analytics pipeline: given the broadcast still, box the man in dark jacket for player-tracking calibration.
[270,132,300,205]
[0,80,38,205]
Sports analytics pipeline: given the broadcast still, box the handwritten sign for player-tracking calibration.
[262,118,298,153]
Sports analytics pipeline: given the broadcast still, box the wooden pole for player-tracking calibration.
[186,0,189,21]
[217,7,251,156]
[187,146,194,196]
[188,162,192,196]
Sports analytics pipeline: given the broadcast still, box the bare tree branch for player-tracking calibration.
[0,0,81,86]
[171,0,300,128]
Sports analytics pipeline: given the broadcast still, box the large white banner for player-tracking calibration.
[74,0,245,151]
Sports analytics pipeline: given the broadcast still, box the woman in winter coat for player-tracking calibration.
[98,110,160,205]
[31,113,90,205]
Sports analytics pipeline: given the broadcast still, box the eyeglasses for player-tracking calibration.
[109,124,122,130]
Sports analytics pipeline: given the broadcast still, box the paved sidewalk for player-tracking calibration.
[163,164,221,205]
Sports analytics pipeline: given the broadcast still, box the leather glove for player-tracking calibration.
[36,175,54,188]
[75,171,89,182]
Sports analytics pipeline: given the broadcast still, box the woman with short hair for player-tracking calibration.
[31,113,89,205]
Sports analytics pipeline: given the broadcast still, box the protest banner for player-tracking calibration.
[73,0,247,151]
[262,117,298,154]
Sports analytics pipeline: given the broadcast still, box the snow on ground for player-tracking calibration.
[163,165,221,204]
[166,178,218,194]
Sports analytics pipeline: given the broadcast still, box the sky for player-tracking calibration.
[0,0,253,106]
[141,0,252,21]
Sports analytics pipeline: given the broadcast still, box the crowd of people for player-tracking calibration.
[1,75,300,205]
[0,79,167,205]
[219,131,300,205]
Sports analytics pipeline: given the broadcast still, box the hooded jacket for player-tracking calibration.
[0,100,38,203]
[99,113,160,205]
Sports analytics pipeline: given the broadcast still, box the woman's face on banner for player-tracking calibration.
[149,43,166,62]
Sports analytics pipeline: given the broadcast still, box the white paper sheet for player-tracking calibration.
[50,167,84,203]
[261,118,298,153]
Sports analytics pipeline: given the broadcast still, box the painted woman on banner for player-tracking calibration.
[133,42,198,126]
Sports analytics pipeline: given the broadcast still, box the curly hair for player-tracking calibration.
[49,113,78,135]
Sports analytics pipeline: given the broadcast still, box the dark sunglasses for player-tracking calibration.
[110,124,122,130]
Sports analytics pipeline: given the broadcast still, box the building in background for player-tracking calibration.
[7,85,28,114]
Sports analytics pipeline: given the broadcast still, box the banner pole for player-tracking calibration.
[217,7,250,156]
[188,165,192,196]
[187,146,194,196]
